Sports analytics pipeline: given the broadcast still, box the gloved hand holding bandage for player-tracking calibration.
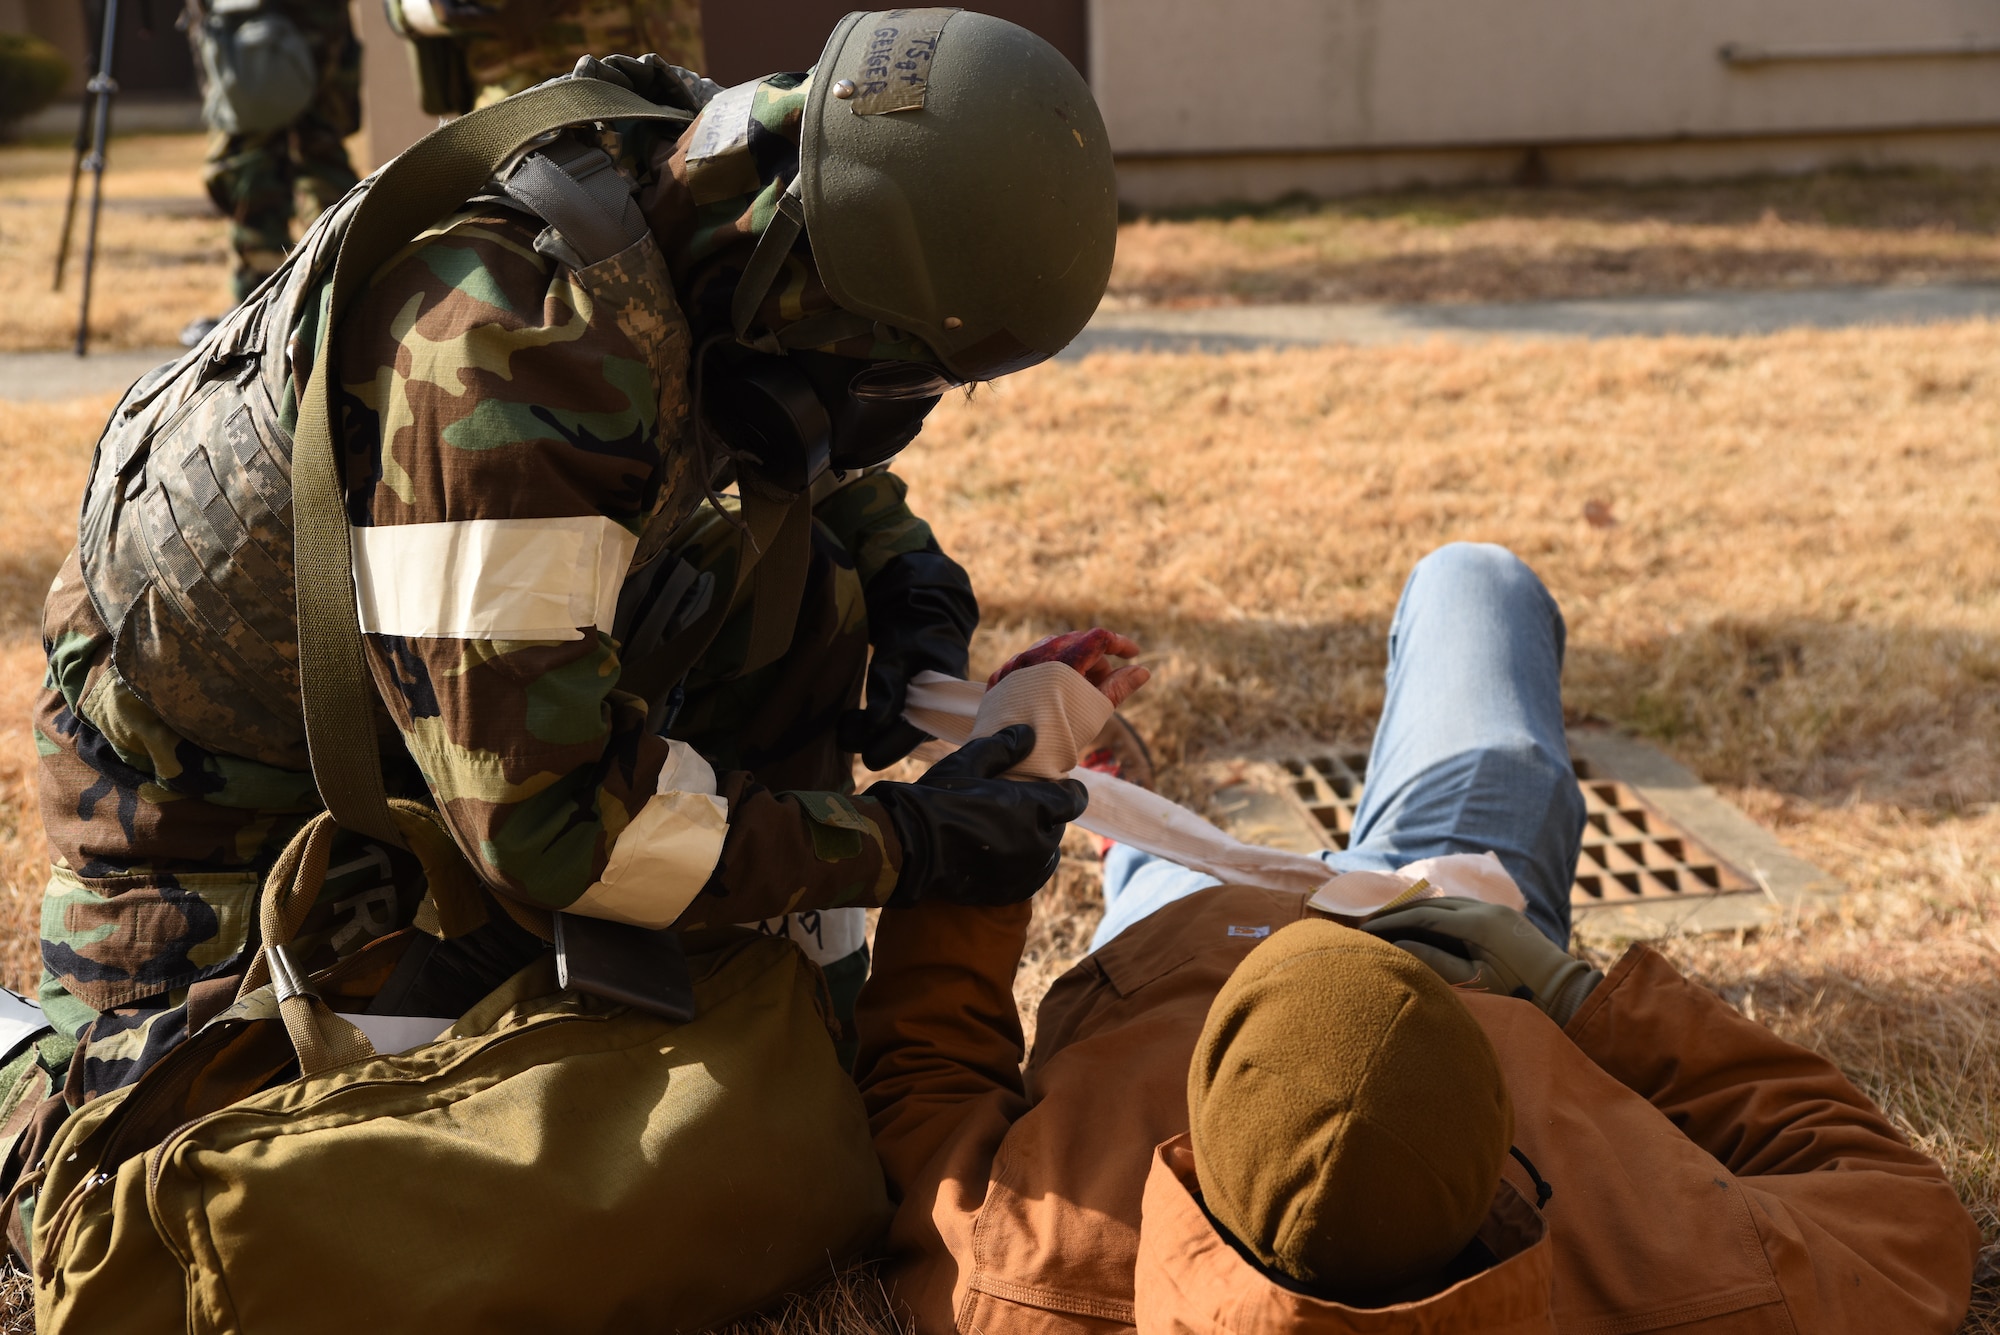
[872,725,1088,907]
[871,627,1147,905]
[896,627,1537,923]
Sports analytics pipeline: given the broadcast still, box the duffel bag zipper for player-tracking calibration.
[36,1017,261,1288]
[36,1168,112,1291]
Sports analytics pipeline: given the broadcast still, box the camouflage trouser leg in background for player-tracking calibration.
[293,19,362,219]
[204,127,295,300]
[202,6,361,301]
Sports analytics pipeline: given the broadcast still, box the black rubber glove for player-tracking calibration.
[838,543,979,771]
[1361,897,1603,1026]
[872,725,1088,908]
[569,53,717,112]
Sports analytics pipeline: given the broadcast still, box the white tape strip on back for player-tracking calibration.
[351,516,638,641]
[901,671,1526,919]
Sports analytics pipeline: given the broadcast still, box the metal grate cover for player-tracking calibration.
[1269,751,1757,911]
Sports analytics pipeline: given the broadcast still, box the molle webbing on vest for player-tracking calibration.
[76,184,366,769]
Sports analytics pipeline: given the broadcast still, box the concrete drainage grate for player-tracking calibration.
[1204,728,1840,942]
[1572,765,1761,905]
[1269,751,1758,911]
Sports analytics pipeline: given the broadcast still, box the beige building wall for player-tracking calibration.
[349,0,2000,202]
[1092,0,2000,205]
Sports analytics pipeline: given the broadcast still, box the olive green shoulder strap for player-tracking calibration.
[292,82,691,846]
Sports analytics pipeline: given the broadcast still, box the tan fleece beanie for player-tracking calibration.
[1187,920,1513,1298]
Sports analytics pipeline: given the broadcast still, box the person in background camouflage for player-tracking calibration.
[197,0,361,304]
[23,51,1091,1117]
[462,0,704,105]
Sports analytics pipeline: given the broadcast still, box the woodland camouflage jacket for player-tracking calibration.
[36,73,943,1077]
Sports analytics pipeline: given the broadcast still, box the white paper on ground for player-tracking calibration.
[337,1013,456,1056]
[901,672,1527,919]
[0,988,48,1066]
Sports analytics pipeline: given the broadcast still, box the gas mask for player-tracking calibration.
[701,345,952,494]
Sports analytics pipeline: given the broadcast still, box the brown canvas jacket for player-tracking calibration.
[853,885,1978,1335]
[1135,1139,1559,1335]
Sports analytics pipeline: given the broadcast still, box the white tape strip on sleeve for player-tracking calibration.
[748,908,869,967]
[351,516,638,641]
[899,671,1526,920]
[566,740,728,929]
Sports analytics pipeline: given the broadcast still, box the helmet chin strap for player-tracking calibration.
[730,174,808,352]
[729,173,877,354]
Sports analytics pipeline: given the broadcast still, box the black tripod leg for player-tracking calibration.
[52,55,95,293]
[74,0,121,357]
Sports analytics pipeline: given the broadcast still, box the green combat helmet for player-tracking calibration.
[729,8,1117,382]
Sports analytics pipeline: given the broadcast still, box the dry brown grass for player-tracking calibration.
[0,393,113,990]
[0,134,231,351]
[712,1262,907,1335]
[0,322,1996,1325]
[0,1267,27,1335]
[1111,168,2000,309]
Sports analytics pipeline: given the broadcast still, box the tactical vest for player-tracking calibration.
[76,127,698,772]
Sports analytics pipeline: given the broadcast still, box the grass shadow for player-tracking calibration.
[978,601,2000,819]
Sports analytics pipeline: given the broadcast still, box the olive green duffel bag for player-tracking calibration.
[31,901,887,1333]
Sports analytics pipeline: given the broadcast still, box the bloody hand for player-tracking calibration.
[987,628,1151,708]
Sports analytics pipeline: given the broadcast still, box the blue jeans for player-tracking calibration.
[1093,543,1585,950]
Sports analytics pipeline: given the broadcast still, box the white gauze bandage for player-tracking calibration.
[900,671,1527,920]
[970,661,1115,779]
[566,740,729,929]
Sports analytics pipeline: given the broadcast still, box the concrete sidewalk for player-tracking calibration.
[1062,281,2000,357]
[6,281,2000,400]
[0,348,181,403]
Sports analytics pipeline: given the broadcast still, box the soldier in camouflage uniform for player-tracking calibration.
[197,0,362,303]
[463,0,704,106]
[22,18,1114,1128]
[387,0,703,115]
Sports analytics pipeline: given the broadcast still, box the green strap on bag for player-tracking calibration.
[236,799,504,1076]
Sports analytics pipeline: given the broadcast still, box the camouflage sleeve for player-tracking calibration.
[812,470,943,588]
[338,205,712,923]
[337,206,904,927]
[669,778,899,928]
